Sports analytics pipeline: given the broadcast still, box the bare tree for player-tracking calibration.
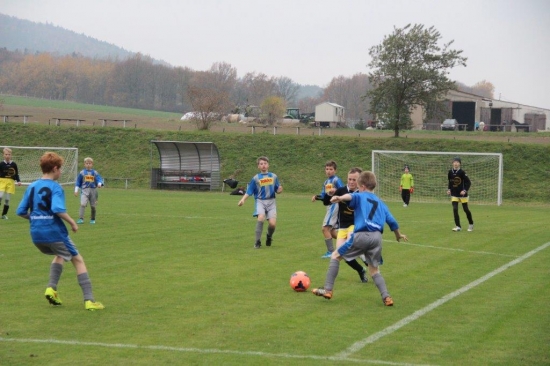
[240,72,276,106]
[274,76,300,106]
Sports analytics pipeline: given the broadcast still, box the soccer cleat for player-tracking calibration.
[1,215,7,219]
[359,268,368,283]
[468,224,474,232]
[403,204,408,207]
[45,287,62,306]
[85,300,105,311]
[266,235,272,246]
[254,240,261,249]
[77,219,84,224]
[383,296,394,306]
[321,251,332,259]
[312,288,333,299]
[90,220,96,224]
[452,226,461,232]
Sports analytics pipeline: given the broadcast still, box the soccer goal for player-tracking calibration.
[4,146,78,186]
[372,150,503,205]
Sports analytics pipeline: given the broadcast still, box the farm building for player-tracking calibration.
[420,90,550,132]
[314,102,345,128]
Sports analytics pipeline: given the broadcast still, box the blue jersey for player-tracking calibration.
[16,179,71,244]
[319,175,344,199]
[246,172,280,200]
[317,175,344,206]
[349,191,399,233]
[75,169,104,189]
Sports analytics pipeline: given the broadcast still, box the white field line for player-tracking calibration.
[1,243,546,366]
[0,337,435,366]
[335,241,550,359]
[383,239,519,258]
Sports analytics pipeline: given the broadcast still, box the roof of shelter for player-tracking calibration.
[151,141,220,172]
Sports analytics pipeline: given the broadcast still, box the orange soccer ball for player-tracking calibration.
[289,271,311,292]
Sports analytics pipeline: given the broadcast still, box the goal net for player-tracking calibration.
[4,146,79,186]
[372,150,503,205]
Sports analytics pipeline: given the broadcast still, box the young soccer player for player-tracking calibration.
[238,156,283,249]
[447,157,474,232]
[74,157,104,224]
[399,165,414,207]
[312,160,344,258]
[333,167,369,283]
[16,152,104,310]
[312,171,408,306]
[0,147,22,219]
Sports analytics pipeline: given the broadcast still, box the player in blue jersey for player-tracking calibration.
[312,171,407,306]
[312,160,344,258]
[0,147,22,219]
[16,152,104,310]
[238,156,283,248]
[333,167,370,283]
[447,157,474,232]
[74,157,104,224]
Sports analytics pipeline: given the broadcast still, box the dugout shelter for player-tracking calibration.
[150,141,221,191]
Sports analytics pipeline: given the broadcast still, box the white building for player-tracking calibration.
[420,90,549,132]
[314,102,345,128]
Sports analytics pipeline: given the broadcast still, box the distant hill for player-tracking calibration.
[296,84,324,99]
[0,13,168,65]
[0,12,321,97]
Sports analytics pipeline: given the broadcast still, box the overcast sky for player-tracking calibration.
[2,0,549,108]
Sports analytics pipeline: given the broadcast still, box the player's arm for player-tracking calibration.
[74,173,82,196]
[57,212,78,232]
[330,193,352,203]
[96,171,104,187]
[393,228,408,242]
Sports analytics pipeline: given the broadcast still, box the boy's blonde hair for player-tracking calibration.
[358,171,377,190]
[84,157,94,163]
[3,147,12,154]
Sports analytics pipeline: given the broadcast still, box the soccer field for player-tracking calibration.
[1,188,548,365]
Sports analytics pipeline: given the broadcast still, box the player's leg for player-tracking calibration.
[265,201,277,246]
[321,205,338,257]
[461,202,474,230]
[364,234,393,306]
[338,228,367,282]
[71,254,104,310]
[1,192,10,218]
[89,189,98,223]
[452,200,461,230]
[78,189,89,223]
[45,255,64,305]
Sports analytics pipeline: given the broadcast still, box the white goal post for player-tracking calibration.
[3,146,79,186]
[372,150,503,205]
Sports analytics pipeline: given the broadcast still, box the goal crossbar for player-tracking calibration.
[371,150,503,205]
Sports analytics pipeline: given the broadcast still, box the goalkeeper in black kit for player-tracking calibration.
[447,157,474,232]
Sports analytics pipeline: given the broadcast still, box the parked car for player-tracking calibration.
[441,119,458,131]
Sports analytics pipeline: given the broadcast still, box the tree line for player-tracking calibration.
[0,48,376,124]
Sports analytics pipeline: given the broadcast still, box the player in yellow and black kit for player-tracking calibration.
[0,147,22,219]
[447,157,474,232]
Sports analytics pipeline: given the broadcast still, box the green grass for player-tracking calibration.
[1,123,550,203]
[1,188,548,365]
[1,95,181,119]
